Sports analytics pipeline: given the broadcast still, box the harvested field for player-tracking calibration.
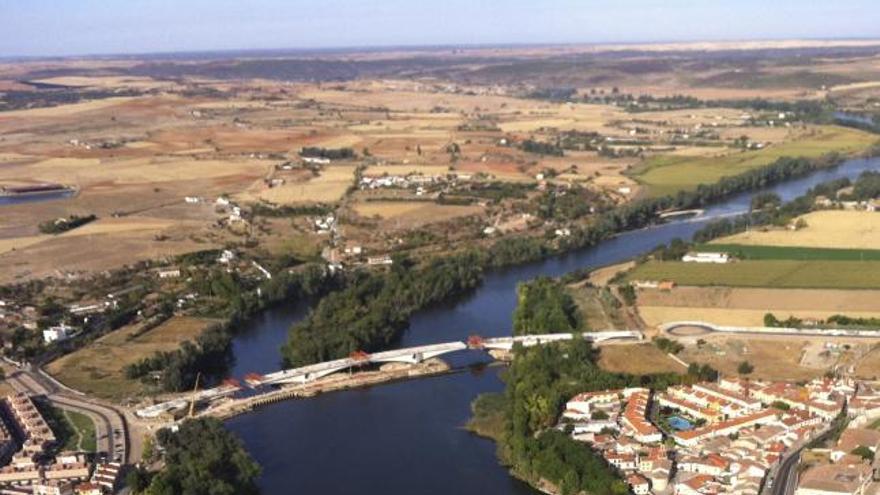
[626,260,880,289]
[46,316,216,401]
[245,165,356,204]
[598,344,684,375]
[352,201,483,227]
[712,210,880,250]
[0,219,213,284]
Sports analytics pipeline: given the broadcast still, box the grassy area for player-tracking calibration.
[700,244,880,261]
[597,344,684,375]
[45,316,215,400]
[631,126,876,196]
[626,260,880,289]
[62,410,97,452]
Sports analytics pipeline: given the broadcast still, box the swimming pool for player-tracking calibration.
[668,416,694,431]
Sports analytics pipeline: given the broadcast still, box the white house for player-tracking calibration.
[43,324,74,344]
[682,252,730,264]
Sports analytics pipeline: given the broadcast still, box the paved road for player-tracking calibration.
[771,447,802,495]
[6,368,129,464]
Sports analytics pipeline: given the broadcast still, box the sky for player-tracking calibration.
[1,0,879,58]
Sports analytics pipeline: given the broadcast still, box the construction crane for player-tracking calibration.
[188,372,201,418]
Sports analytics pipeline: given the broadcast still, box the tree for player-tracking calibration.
[126,466,153,494]
[764,313,779,327]
[852,445,874,461]
[146,418,260,495]
[738,361,754,375]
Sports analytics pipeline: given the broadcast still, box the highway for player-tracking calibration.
[6,367,129,464]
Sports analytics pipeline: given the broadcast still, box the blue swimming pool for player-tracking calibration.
[668,416,694,431]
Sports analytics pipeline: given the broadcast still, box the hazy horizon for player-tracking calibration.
[2,0,879,58]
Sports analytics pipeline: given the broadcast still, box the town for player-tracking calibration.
[0,393,121,495]
[563,376,880,495]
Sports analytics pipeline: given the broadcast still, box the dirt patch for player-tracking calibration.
[679,337,824,381]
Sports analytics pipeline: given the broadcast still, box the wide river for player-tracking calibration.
[226,156,879,495]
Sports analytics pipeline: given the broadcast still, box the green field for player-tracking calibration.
[626,260,880,289]
[630,126,876,196]
[698,244,880,261]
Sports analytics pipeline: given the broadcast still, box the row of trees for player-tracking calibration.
[299,147,355,160]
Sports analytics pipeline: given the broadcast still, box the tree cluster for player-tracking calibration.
[139,418,260,495]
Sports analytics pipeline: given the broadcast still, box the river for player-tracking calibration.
[226,156,879,495]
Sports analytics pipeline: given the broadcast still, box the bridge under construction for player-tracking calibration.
[136,330,642,418]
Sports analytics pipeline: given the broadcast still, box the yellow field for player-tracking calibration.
[714,210,880,249]
[0,97,138,118]
[353,201,483,225]
[0,217,177,256]
[46,316,216,400]
[18,157,271,185]
[247,165,356,204]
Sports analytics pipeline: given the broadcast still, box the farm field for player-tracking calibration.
[630,126,876,196]
[710,210,880,249]
[244,165,357,204]
[699,244,880,261]
[636,286,880,327]
[626,259,880,289]
[46,316,216,400]
[352,201,483,227]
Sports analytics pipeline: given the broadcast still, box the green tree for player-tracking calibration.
[738,361,755,375]
[146,418,260,495]
[852,445,874,461]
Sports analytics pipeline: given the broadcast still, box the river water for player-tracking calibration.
[226,156,879,495]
